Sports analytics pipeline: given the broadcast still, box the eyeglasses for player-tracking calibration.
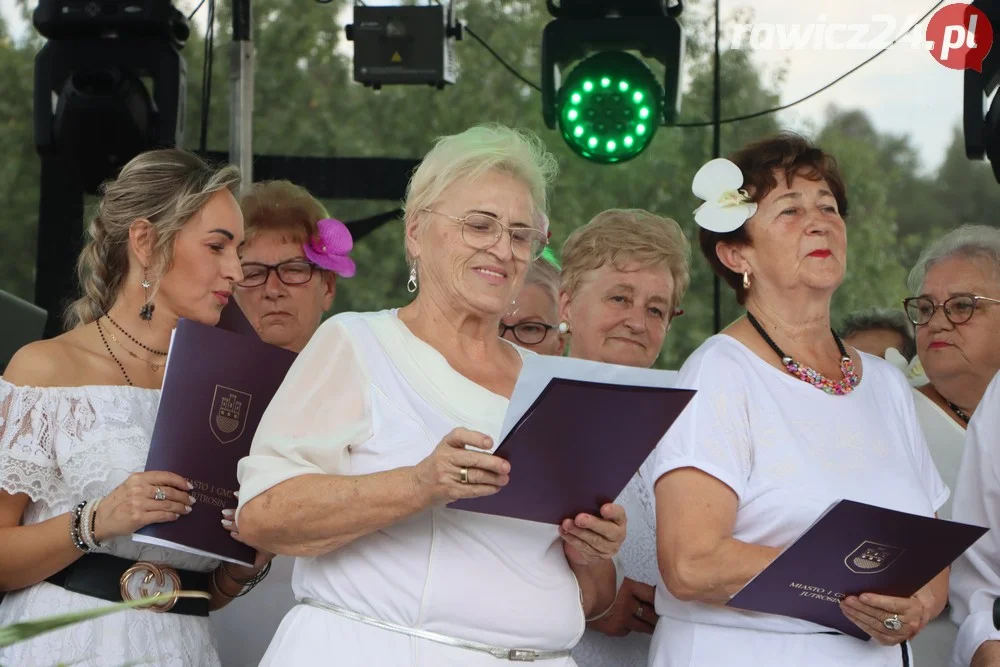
[499,321,556,346]
[237,260,318,288]
[422,209,548,261]
[902,294,1000,326]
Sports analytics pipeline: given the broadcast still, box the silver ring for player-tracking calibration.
[634,604,645,619]
[883,613,903,632]
[460,467,469,484]
[154,487,166,501]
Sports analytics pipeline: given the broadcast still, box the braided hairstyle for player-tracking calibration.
[65,149,241,328]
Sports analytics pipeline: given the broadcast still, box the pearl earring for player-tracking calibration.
[558,321,569,334]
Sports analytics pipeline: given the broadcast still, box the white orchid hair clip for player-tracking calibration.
[692,158,758,233]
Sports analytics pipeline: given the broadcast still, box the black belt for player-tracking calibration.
[46,553,211,617]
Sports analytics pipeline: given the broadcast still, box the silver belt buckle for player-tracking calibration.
[507,649,539,662]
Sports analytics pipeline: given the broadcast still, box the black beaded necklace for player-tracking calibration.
[746,312,860,395]
[945,400,971,424]
[96,319,133,386]
[104,314,168,356]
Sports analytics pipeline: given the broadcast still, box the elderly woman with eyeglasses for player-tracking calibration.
[900,225,1000,667]
[232,124,626,666]
[499,254,565,356]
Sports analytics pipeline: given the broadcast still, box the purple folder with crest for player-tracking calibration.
[727,499,987,639]
[133,304,297,566]
[450,378,695,524]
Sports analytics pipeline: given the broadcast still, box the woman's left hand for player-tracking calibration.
[559,503,627,567]
[840,592,926,645]
[222,508,274,573]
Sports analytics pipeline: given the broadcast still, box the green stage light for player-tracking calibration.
[556,51,663,164]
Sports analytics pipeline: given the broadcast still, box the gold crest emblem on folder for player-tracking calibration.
[844,541,904,575]
[210,385,252,444]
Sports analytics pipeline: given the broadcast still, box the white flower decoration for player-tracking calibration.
[692,158,758,233]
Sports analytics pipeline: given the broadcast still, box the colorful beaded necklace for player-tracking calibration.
[746,312,860,396]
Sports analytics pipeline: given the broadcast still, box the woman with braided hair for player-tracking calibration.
[0,148,269,666]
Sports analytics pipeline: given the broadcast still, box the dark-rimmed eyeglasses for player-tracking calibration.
[499,321,555,346]
[902,294,1000,326]
[422,209,548,261]
[237,260,318,288]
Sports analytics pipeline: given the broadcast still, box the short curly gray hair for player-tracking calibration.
[907,224,1000,295]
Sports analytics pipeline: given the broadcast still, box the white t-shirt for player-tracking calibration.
[949,371,1000,667]
[642,335,948,666]
[236,311,585,666]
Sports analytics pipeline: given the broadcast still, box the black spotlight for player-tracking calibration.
[33,0,189,194]
[964,0,1000,182]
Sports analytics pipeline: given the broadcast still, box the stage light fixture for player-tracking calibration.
[964,1,1000,182]
[346,2,462,90]
[33,0,189,194]
[542,0,684,164]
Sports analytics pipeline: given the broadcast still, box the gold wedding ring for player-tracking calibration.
[460,467,469,484]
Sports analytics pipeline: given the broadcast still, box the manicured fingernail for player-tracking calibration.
[173,513,180,519]
[859,594,872,604]
[222,519,233,528]
[502,461,511,473]
[187,481,194,490]
[233,490,239,498]
[484,437,493,447]
[188,495,197,505]
[184,505,193,513]
[222,509,234,518]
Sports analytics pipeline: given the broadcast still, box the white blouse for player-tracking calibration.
[949,371,1000,667]
[642,336,947,667]
[236,310,586,666]
[0,379,220,667]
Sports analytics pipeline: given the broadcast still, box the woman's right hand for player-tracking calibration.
[413,428,510,506]
[92,471,196,542]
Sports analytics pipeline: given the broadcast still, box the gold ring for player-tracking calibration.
[460,467,469,484]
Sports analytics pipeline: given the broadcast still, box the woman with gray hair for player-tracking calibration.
[0,149,269,666]
[902,224,1000,518]
[903,225,1000,667]
[235,124,626,666]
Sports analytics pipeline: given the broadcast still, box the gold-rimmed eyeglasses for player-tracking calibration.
[902,294,1000,326]
[422,209,548,261]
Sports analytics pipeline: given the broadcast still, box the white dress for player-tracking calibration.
[949,371,1000,667]
[0,379,221,667]
[571,473,658,666]
[236,310,587,666]
[641,336,948,667]
[907,388,965,666]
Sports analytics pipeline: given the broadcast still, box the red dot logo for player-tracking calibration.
[926,3,994,71]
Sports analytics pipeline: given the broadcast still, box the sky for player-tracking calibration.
[0,0,972,174]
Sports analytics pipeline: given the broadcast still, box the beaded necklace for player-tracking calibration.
[945,400,971,424]
[746,312,860,396]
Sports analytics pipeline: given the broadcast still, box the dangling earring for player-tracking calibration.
[406,264,418,294]
[139,270,154,321]
[558,321,569,334]
[742,271,751,290]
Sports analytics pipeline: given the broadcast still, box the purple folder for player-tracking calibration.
[133,306,297,566]
[450,378,695,524]
[727,499,987,639]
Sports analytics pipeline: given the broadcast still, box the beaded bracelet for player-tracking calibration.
[69,501,89,553]
[80,498,103,551]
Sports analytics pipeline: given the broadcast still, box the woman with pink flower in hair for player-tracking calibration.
[215,180,355,666]
[232,180,355,354]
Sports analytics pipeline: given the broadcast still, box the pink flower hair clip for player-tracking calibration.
[303,218,356,278]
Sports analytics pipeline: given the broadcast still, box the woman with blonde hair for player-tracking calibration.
[235,124,626,665]
[560,209,691,667]
[0,148,270,667]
